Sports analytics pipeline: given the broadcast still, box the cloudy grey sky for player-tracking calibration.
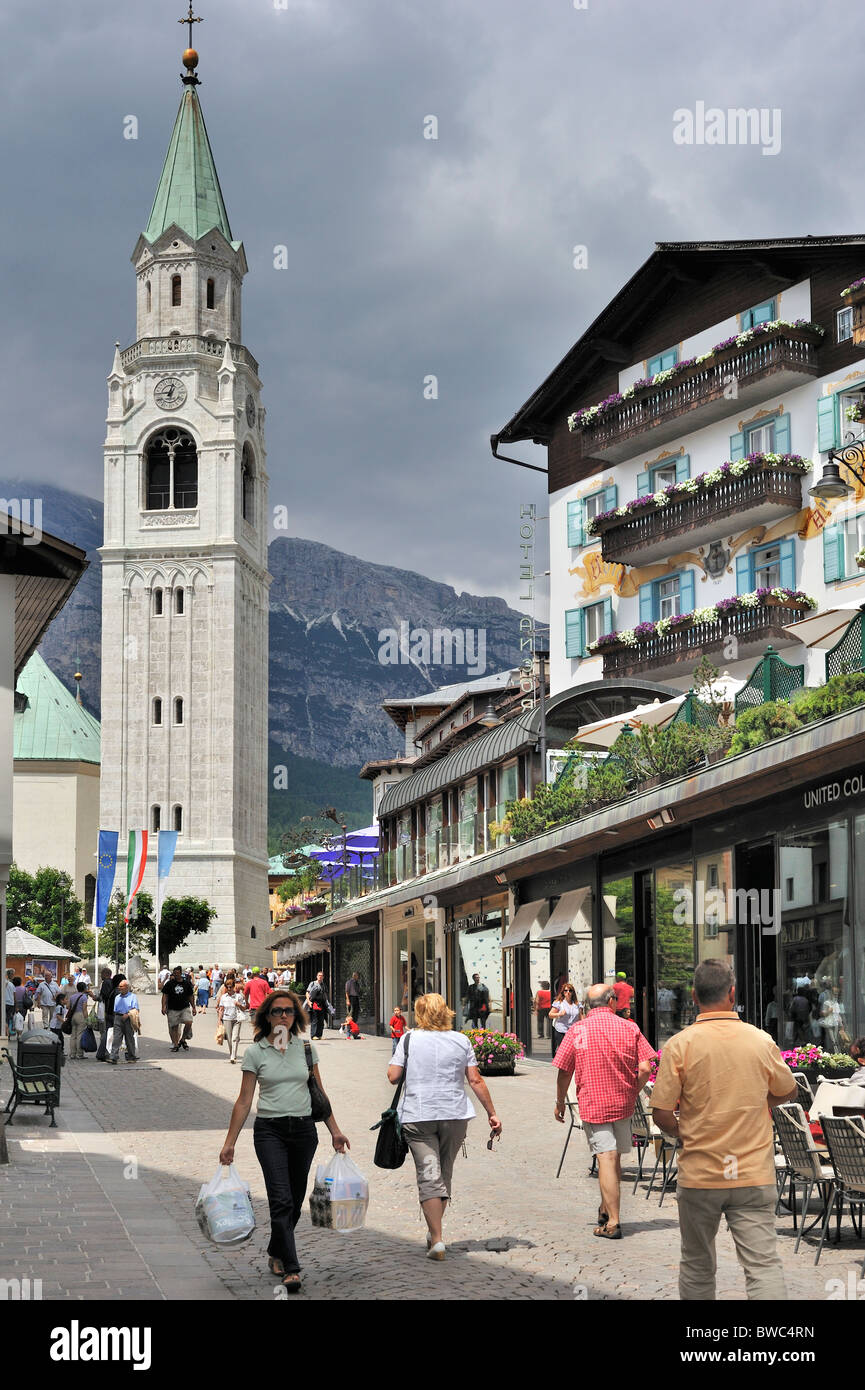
[2,0,862,608]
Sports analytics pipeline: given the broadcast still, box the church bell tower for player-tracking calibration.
[99,23,271,965]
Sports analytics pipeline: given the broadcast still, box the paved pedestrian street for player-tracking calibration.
[1,996,862,1303]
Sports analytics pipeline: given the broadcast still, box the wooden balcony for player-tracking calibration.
[573,325,821,463]
[592,460,805,566]
[600,598,812,683]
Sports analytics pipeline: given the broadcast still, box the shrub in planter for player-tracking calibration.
[728,700,802,755]
[791,672,865,722]
[464,1028,525,1074]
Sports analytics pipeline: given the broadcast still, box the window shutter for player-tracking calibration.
[565,609,583,658]
[679,569,695,614]
[774,412,791,455]
[639,582,654,624]
[729,431,745,461]
[601,596,613,637]
[604,484,618,511]
[566,500,583,548]
[637,470,651,498]
[675,454,691,483]
[777,538,796,590]
[822,525,844,584]
[817,395,838,453]
[736,553,753,594]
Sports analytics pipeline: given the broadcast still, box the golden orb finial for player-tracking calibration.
[183,47,199,71]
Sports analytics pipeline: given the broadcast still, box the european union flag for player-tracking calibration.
[95,830,119,930]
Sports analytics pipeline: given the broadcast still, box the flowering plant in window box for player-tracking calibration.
[464,1028,525,1074]
[587,590,817,655]
[840,276,865,298]
[856,547,865,570]
[845,401,865,423]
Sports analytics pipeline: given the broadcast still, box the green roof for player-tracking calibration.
[144,84,235,245]
[14,652,100,764]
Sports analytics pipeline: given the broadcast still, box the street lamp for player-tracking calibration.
[810,440,865,502]
[479,699,502,728]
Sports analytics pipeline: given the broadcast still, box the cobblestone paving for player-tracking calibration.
[2,996,863,1301]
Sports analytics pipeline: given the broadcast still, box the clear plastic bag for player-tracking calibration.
[309,1152,369,1233]
[195,1165,256,1245]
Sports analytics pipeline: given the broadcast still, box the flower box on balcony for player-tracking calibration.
[567,321,823,463]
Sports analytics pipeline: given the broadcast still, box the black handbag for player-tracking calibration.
[303,1041,333,1122]
[369,1033,411,1169]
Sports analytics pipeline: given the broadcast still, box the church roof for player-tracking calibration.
[143,84,236,246]
[14,652,101,765]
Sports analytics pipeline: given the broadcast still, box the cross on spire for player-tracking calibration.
[178,3,203,50]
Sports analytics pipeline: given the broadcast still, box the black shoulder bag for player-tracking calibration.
[369,1032,411,1169]
[303,1040,333,1122]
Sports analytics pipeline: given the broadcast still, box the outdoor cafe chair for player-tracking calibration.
[1,1046,60,1128]
[639,1091,678,1205]
[555,1096,597,1179]
[791,1071,815,1113]
[815,1115,865,1271]
[630,1090,658,1192]
[772,1103,833,1253]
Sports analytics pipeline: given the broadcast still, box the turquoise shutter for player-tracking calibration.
[637,470,651,497]
[777,538,795,590]
[774,412,791,455]
[817,395,838,453]
[675,454,691,483]
[822,526,844,583]
[601,597,613,636]
[639,582,654,624]
[679,569,695,614]
[567,500,583,548]
[604,484,618,511]
[736,553,753,594]
[565,609,583,658]
[729,431,745,461]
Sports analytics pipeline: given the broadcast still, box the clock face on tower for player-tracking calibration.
[154,376,187,410]
[246,393,256,427]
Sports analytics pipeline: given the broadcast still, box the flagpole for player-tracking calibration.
[155,831,161,974]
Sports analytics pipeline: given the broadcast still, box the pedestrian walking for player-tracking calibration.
[195,967,210,1013]
[304,972,329,1041]
[533,980,552,1039]
[109,981,140,1064]
[219,978,248,1063]
[219,988,349,1293]
[244,968,272,1018]
[162,965,196,1052]
[389,1004,406,1055]
[34,974,58,1028]
[157,965,170,990]
[650,959,797,1300]
[553,982,656,1240]
[387,993,502,1261]
[613,972,635,1021]
[344,972,361,1023]
[95,968,116,1061]
[66,979,94,1060]
[50,993,68,1052]
[4,969,16,1038]
[549,983,580,1057]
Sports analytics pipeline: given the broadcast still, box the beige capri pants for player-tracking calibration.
[402,1119,469,1202]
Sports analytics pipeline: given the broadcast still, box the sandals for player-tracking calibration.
[268,1257,285,1277]
[593,1222,622,1239]
[597,1206,609,1227]
[281,1273,302,1292]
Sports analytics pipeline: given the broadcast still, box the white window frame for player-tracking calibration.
[658,576,681,620]
[752,542,781,590]
[583,601,605,650]
[837,306,854,343]
[745,421,776,454]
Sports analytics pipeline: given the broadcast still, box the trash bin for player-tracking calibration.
[17,1028,63,1100]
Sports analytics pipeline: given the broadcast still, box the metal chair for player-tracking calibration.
[791,1071,815,1113]
[1,1046,60,1128]
[639,1093,678,1204]
[772,1103,833,1252]
[815,1115,865,1270]
[630,1090,657,1192]
[555,1097,596,1179]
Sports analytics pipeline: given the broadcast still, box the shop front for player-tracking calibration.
[502,872,595,1059]
[383,900,438,1029]
[445,893,509,1034]
[332,924,379,1031]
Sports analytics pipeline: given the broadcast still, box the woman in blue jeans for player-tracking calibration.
[219,989,349,1293]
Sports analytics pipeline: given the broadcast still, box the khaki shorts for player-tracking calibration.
[583,1116,634,1156]
[167,1008,193,1028]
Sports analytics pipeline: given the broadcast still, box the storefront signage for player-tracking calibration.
[803,772,865,809]
[448,912,504,934]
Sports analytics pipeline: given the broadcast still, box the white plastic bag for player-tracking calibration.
[195,1165,255,1245]
[13,1011,24,1034]
[309,1153,369,1233]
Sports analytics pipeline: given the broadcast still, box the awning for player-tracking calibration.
[781,605,865,649]
[276,937,328,963]
[535,886,591,941]
[501,899,549,947]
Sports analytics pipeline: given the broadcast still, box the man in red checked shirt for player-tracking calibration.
[244,969,272,1016]
[553,982,656,1240]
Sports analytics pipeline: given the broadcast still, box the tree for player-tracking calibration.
[144,896,217,968]
[7,864,85,952]
[101,888,155,970]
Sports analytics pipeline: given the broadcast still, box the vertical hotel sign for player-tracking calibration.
[519,503,536,711]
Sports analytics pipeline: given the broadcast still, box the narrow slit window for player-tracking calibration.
[151,805,161,832]
[153,587,163,615]
[206,278,215,309]
[153,697,163,726]
[171,274,182,307]
[175,587,184,615]
[173,805,183,833]
[146,281,152,312]
[174,697,184,725]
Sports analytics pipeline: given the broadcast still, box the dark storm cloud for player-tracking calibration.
[2,0,862,606]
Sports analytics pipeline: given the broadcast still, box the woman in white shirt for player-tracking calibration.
[386,993,502,1261]
[549,983,581,1057]
[218,981,248,1063]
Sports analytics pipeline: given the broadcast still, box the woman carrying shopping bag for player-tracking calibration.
[219,989,350,1293]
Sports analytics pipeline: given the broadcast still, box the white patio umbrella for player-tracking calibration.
[574,673,747,749]
[781,604,865,650]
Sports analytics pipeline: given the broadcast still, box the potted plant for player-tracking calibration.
[464,1027,525,1076]
[781,1045,858,1080]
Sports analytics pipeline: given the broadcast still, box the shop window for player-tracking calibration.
[779,824,850,1048]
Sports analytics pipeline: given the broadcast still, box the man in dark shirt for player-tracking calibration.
[345,972,361,1022]
[161,965,196,1052]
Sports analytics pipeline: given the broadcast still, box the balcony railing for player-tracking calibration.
[120,334,259,377]
[573,325,821,463]
[593,460,805,566]
[600,598,812,682]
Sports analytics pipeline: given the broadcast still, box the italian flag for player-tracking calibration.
[125,830,149,923]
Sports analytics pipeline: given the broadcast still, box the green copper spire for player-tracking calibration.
[143,78,235,245]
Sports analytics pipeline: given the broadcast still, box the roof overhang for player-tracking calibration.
[0,519,89,681]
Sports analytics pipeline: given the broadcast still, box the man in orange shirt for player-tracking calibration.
[651,959,797,1300]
